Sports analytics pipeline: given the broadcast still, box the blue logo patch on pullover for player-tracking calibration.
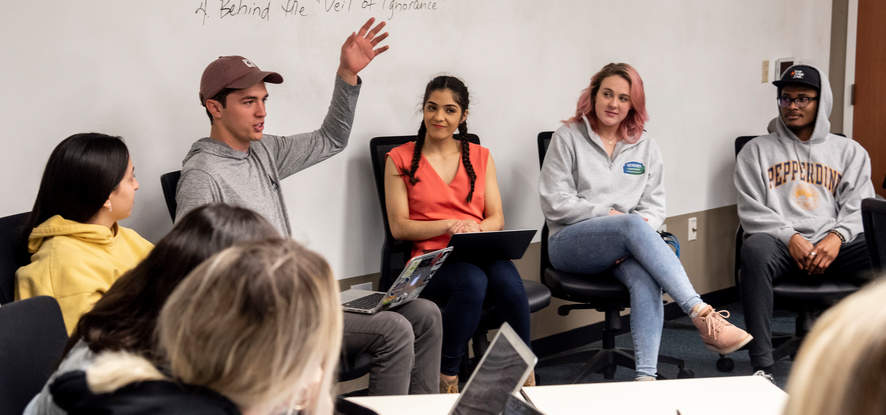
[623,161,645,175]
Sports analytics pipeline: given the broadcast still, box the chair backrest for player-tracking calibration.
[862,198,886,272]
[0,212,30,305]
[537,131,554,275]
[0,296,68,414]
[368,134,480,290]
[160,170,181,222]
[734,135,758,157]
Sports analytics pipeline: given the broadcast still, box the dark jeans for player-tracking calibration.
[739,233,872,368]
[420,259,531,376]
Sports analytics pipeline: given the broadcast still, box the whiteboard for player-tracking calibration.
[0,0,831,278]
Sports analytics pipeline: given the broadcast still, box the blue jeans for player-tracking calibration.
[420,259,531,376]
[549,214,702,377]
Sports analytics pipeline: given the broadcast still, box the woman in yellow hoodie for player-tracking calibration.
[15,133,152,334]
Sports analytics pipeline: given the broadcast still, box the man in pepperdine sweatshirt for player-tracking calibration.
[734,64,874,377]
[175,19,444,396]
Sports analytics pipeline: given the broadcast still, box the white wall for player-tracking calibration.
[0,0,831,279]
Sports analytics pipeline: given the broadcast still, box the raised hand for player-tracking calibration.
[337,18,390,85]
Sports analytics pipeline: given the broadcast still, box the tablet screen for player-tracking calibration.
[451,324,534,415]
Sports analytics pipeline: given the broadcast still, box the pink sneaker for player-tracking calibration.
[691,305,753,354]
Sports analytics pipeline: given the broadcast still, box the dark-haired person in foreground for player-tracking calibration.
[15,133,152,334]
[735,64,874,379]
[175,20,442,395]
[24,204,279,415]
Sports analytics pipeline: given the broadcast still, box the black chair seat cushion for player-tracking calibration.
[773,280,859,302]
[543,268,629,303]
[523,280,552,313]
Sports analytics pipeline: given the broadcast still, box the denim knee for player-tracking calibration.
[451,263,488,307]
[617,213,651,232]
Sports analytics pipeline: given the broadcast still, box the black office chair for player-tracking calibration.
[537,131,692,381]
[160,170,181,222]
[368,135,551,370]
[861,198,886,273]
[0,296,68,415]
[716,135,863,372]
[1,212,30,305]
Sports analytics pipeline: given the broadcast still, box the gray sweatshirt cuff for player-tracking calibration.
[831,227,851,244]
[774,228,797,246]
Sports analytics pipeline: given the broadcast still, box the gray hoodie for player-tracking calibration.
[734,65,874,245]
[539,115,666,237]
[175,76,360,236]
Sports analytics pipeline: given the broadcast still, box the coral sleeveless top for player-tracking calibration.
[388,141,489,257]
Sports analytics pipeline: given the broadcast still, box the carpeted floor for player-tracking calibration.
[534,302,795,389]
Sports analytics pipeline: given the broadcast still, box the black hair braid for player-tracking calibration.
[401,123,426,185]
[458,120,476,203]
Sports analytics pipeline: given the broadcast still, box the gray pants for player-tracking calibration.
[739,233,871,369]
[342,298,442,395]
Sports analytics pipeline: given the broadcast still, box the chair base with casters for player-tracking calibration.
[715,279,861,372]
[542,266,694,382]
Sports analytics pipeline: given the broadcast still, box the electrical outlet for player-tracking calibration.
[688,217,697,241]
[351,282,372,291]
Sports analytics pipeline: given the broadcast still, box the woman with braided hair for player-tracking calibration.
[384,75,531,393]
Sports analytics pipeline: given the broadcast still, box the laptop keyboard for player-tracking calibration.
[343,292,386,310]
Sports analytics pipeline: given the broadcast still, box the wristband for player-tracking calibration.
[829,230,846,244]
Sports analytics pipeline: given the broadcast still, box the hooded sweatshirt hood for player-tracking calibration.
[50,352,240,415]
[27,215,120,253]
[183,137,249,164]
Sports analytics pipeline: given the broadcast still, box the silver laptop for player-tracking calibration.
[340,247,453,314]
[450,322,538,415]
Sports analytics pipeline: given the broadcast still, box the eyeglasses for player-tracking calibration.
[777,96,818,108]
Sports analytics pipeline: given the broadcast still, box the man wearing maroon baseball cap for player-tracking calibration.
[175,19,444,397]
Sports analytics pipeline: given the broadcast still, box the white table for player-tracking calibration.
[348,375,786,415]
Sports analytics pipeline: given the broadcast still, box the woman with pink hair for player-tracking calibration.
[538,63,751,380]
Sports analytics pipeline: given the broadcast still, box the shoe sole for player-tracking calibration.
[704,334,753,355]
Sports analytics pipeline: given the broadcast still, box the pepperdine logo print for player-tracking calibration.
[623,161,645,175]
[792,182,820,211]
[767,160,842,211]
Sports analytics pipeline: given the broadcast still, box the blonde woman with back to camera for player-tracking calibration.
[783,276,886,415]
[49,239,343,415]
